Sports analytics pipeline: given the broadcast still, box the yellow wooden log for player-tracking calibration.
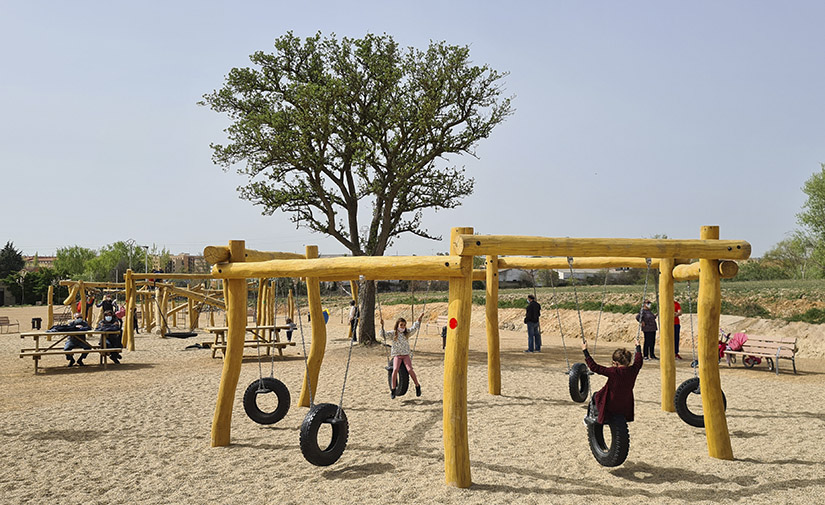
[659,258,676,413]
[497,257,663,270]
[152,283,226,310]
[211,240,247,447]
[187,295,195,330]
[298,246,327,408]
[288,288,295,322]
[486,255,501,396]
[160,288,170,335]
[203,245,306,264]
[455,235,751,260]
[672,260,739,281]
[131,273,215,280]
[697,226,733,460]
[78,282,85,319]
[62,283,79,306]
[47,286,54,329]
[212,255,469,281]
[444,227,473,488]
[124,270,135,350]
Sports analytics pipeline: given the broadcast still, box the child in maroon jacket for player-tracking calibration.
[582,339,643,425]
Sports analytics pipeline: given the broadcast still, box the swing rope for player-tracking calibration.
[687,280,698,376]
[254,279,281,388]
[548,267,571,371]
[593,266,610,355]
[293,279,315,408]
[566,257,587,346]
[410,281,431,357]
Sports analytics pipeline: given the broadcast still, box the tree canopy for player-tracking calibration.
[0,241,24,279]
[796,163,825,274]
[200,31,513,257]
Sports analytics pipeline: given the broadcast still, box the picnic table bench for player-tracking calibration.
[724,335,798,375]
[20,330,124,373]
[205,325,295,359]
[426,315,449,334]
[1,315,20,333]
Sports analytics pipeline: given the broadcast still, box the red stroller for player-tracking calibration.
[721,331,763,368]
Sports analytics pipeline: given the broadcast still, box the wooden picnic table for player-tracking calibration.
[20,330,124,374]
[204,324,295,359]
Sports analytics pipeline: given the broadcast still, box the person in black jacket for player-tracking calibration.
[524,294,541,353]
[96,310,123,364]
[635,300,658,360]
[64,313,92,367]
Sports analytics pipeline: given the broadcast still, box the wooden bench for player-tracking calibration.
[20,330,124,373]
[0,315,20,333]
[426,315,449,334]
[724,335,798,375]
[205,325,295,359]
[53,312,71,325]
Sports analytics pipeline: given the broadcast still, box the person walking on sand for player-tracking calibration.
[381,315,423,399]
[524,294,541,353]
[636,300,658,360]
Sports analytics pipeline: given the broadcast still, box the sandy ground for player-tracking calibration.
[1,303,824,505]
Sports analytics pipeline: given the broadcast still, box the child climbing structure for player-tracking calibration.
[205,225,750,489]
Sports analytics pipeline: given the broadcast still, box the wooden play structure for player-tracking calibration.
[203,225,750,488]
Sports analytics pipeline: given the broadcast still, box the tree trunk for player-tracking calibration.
[357,280,378,344]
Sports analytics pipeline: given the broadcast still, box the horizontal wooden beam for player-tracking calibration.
[131,273,214,280]
[672,260,739,281]
[212,255,469,280]
[497,257,663,270]
[203,245,305,264]
[454,235,751,260]
[154,282,226,309]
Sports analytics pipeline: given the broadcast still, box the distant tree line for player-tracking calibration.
[0,241,170,305]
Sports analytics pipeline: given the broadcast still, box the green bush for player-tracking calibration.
[720,300,771,318]
[787,308,825,324]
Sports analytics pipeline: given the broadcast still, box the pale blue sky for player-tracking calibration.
[2,1,822,258]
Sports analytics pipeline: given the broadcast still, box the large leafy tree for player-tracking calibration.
[54,246,97,279]
[201,32,513,341]
[796,163,825,275]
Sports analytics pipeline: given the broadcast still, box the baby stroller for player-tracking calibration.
[690,330,736,368]
[722,331,763,368]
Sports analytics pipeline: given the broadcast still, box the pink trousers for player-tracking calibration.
[392,355,419,388]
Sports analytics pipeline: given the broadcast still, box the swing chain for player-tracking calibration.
[548,267,571,371]
[567,257,587,345]
[634,259,652,346]
[687,280,697,376]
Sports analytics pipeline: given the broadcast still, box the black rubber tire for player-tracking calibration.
[674,377,727,428]
[243,377,290,425]
[569,362,590,403]
[743,356,756,368]
[386,361,410,396]
[299,403,349,466]
[165,331,197,338]
[587,416,630,467]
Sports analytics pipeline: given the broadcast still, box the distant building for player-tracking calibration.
[0,281,14,306]
[153,253,210,274]
[22,255,56,271]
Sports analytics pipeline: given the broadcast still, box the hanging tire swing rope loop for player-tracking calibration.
[547,267,571,373]
[565,257,594,403]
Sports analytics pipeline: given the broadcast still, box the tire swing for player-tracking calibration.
[294,279,353,466]
[243,279,291,425]
[674,281,727,428]
[585,258,652,467]
[543,267,585,401]
[376,285,409,396]
[564,259,609,403]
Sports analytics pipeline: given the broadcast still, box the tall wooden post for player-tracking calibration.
[187,292,195,330]
[47,285,54,328]
[124,269,135,350]
[298,245,326,408]
[77,281,85,319]
[444,226,474,488]
[346,280,359,341]
[698,226,733,459]
[211,240,246,447]
[659,258,675,412]
[256,279,265,326]
[485,255,501,395]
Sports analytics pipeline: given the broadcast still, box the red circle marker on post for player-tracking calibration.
[449,318,458,329]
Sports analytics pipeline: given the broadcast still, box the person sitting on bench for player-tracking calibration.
[65,313,92,367]
[96,310,123,364]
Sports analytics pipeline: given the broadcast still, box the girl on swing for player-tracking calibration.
[582,336,643,426]
[381,314,424,399]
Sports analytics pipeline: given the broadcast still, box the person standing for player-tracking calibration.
[635,300,658,360]
[524,294,542,353]
[674,300,683,360]
[347,300,359,342]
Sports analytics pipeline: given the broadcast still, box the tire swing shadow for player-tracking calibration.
[322,462,396,480]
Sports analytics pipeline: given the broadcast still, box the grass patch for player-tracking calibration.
[787,307,825,324]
